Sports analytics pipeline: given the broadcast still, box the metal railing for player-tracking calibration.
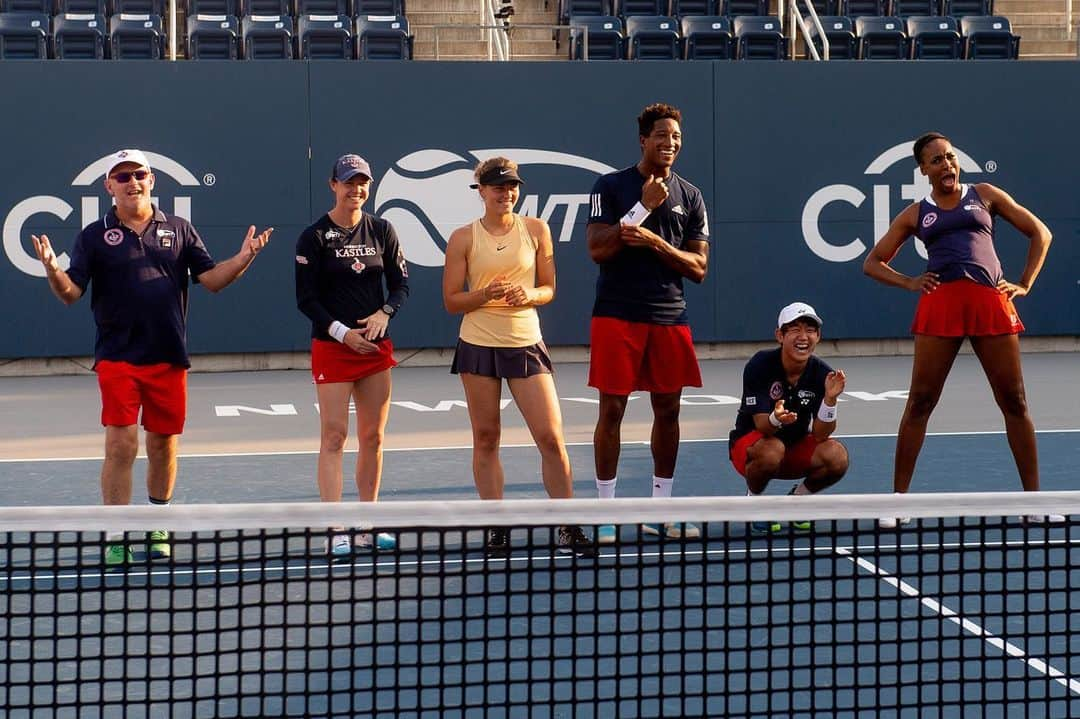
[779,0,830,60]
[423,22,578,60]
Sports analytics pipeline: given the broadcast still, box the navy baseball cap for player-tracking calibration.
[333,154,372,182]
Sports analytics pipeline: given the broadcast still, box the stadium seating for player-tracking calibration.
[109,12,164,57]
[353,0,402,15]
[806,15,856,58]
[943,0,992,16]
[892,0,936,17]
[53,12,106,57]
[355,13,410,58]
[733,15,784,58]
[298,13,352,58]
[839,0,886,18]
[0,0,51,12]
[0,11,49,58]
[186,0,237,15]
[625,14,679,58]
[187,12,238,58]
[855,15,906,57]
[298,0,349,15]
[805,0,835,15]
[722,0,766,17]
[59,0,105,14]
[961,14,1017,58]
[670,0,715,17]
[241,14,293,58]
[246,0,289,15]
[907,14,960,58]
[617,0,664,17]
[112,0,161,14]
[569,14,622,58]
[681,14,732,58]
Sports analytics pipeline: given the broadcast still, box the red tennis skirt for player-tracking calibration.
[911,279,1024,337]
[311,338,396,384]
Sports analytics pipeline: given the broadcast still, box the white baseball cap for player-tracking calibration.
[777,301,823,328]
[105,149,151,177]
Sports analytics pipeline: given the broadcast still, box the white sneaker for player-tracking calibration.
[878,516,912,529]
[326,533,352,557]
[596,525,617,545]
[1022,514,1066,524]
[356,531,397,550]
[641,522,700,539]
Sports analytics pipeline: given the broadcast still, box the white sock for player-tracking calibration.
[652,476,673,499]
[596,477,617,500]
[792,482,812,496]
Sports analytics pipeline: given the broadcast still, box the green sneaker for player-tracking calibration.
[148,530,171,559]
[750,521,782,536]
[104,543,133,566]
[791,520,813,533]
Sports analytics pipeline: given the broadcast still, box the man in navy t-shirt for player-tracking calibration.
[32,148,273,565]
[586,103,710,544]
[729,302,850,535]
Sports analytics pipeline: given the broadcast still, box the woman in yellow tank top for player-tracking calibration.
[442,157,594,557]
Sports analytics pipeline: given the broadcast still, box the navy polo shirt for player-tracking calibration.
[730,349,833,446]
[66,206,216,368]
[587,165,709,325]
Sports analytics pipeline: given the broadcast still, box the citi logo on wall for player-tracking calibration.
[3,151,210,277]
[801,140,988,263]
[374,148,615,267]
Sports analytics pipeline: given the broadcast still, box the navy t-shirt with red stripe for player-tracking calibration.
[587,165,709,325]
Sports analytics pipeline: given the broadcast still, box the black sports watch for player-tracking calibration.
[381,304,396,318]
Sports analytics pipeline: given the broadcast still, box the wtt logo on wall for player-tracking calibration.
[801,140,989,263]
[3,151,210,277]
[373,148,616,267]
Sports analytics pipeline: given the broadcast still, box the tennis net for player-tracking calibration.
[2,492,1078,718]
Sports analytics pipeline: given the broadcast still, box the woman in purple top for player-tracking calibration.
[863,132,1055,524]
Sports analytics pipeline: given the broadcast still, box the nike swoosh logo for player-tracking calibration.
[496,245,508,251]
[499,169,510,175]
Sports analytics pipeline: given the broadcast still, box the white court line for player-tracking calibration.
[839,547,1080,696]
[2,428,1079,463]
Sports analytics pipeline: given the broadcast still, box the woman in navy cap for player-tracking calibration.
[296,154,409,555]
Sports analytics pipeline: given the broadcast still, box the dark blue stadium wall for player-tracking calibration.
[2,61,1077,358]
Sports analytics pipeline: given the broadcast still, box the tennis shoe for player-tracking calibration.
[104,543,134,566]
[1022,514,1066,524]
[641,522,700,539]
[326,534,353,557]
[486,528,509,556]
[557,525,597,558]
[750,521,781,536]
[148,530,171,559]
[596,524,617,545]
[878,517,912,529]
[787,486,812,532]
[356,531,397,550]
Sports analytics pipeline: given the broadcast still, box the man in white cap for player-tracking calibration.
[31,148,273,565]
[728,302,849,535]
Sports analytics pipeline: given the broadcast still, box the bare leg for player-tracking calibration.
[803,439,849,493]
[894,335,963,493]
[593,393,629,480]
[743,436,785,495]
[351,370,392,502]
[970,333,1038,491]
[508,373,573,499]
[461,373,505,499]
[101,425,139,505]
[315,382,354,501]
[649,391,682,478]
[145,432,178,501]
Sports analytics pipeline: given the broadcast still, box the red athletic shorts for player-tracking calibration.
[96,360,187,435]
[730,431,818,479]
[311,338,396,384]
[911,279,1024,337]
[588,317,702,395]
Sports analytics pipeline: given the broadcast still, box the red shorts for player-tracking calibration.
[911,279,1024,337]
[729,431,818,479]
[588,317,702,395]
[96,360,187,435]
[311,338,396,384]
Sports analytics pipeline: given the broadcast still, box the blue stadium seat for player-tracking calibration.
[187,13,238,58]
[241,14,293,57]
[53,12,105,57]
[354,0,402,14]
[722,0,765,16]
[943,0,992,16]
[670,0,715,17]
[804,0,835,15]
[298,0,349,15]
[907,14,960,57]
[58,0,104,14]
[855,15,906,57]
[569,14,623,58]
[625,14,679,58]
[617,0,664,17]
[806,15,856,58]
[961,14,1017,58]
[0,12,49,59]
[355,14,410,58]
[681,14,731,58]
[298,13,351,57]
[0,0,51,12]
[891,0,936,16]
[840,0,886,18]
[186,0,237,14]
[109,13,164,58]
[111,0,162,14]
[246,0,290,15]
[733,15,785,59]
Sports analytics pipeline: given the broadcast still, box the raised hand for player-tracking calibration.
[31,234,60,272]
[641,174,669,211]
[242,226,273,259]
[824,370,846,402]
[773,400,799,425]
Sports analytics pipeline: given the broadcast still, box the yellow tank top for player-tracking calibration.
[458,215,543,348]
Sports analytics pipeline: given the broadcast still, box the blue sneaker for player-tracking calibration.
[596,524,617,545]
[326,533,353,557]
[750,521,781,536]
[357,531,396,551]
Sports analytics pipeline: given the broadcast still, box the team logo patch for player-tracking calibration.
[295,255,309,265]
[769,382,784,401]
[921,212,938,228]
[351,259,366,273]
[745,396,757,406]
[103,228,124,246]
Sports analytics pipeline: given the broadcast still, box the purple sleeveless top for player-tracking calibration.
[915,184,1003,287]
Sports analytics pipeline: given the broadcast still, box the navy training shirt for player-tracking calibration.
[295,213,409,341]
[730,349,834,446]
[65,206,216,368]
[587,165,709,325]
